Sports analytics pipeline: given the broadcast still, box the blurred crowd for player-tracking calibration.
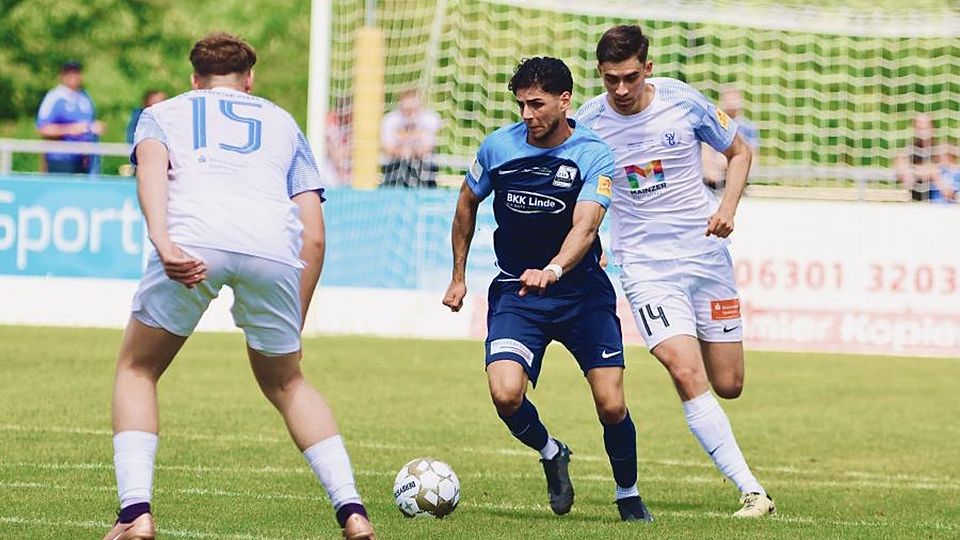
[32,62,960,201]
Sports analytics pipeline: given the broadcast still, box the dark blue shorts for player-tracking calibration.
[484,272,625,386]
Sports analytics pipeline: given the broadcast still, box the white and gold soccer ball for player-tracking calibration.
[393,457,460,518]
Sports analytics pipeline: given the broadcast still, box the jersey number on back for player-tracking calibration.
[189,97,262,154]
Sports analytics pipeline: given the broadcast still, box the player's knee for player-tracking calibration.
[116,351,164,381]
[596,401,627,425]
[715,377,744,399]
[667,363,704,387]
[255,369,303,405]
[489,386,524,416]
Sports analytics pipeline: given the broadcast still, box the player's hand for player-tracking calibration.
[156,242,207,289]
[90,120,106,136]
[599,250,609,269]
[705,207,735,238]
[518,268,558,297]
[443,280,467,312]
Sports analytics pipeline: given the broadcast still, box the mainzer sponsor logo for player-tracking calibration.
[504,191,567,214]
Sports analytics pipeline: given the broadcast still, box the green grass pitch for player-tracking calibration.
[1,325,958,539]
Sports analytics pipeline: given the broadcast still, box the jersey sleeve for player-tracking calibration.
[691,89,739,152]
[35,91,63,128]
[129,108,169,165]
[465,138,494,200]
[575,141,616,209]
[287,130,326,200]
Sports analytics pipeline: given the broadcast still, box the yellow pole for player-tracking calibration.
[351,26,385,189]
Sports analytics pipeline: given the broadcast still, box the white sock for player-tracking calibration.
[538,437,559,460]
[615,484,639,500]
[303,435,362,509]
[113,431,158,508]
[682,392,765,496]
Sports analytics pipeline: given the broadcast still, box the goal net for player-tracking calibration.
[327,0,960,192]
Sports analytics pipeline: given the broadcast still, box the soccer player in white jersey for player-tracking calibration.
[575,25,775,518]
[101,33,375,540]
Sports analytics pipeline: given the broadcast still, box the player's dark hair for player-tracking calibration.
[190,32,257,78]
[508,57,573,96]
[596,25,649,64]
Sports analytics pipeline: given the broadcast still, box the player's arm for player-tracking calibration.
[293,191,325,327]
[443,181,482,312]
[135,139,206,288]
[706,133,752,238]
[519,201,606,297]
[287,129,328,327]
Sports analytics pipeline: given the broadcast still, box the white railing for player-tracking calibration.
[0,138,132,175]
[0,137,904,201]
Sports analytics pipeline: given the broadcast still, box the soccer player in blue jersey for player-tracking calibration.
[576,25,774,518]
[101,33,375,540]
[443,57,653,522]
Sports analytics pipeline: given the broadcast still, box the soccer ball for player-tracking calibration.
[393,458,460,518]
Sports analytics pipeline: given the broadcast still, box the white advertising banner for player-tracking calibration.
[725,199,960,357]
[2,196,958,358]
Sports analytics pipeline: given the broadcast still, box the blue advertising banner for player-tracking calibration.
[0,175,613,290]
[0,175,144,279]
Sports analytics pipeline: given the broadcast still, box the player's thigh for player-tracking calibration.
[690,248,743,344]
[131,246,229,338]
[557,303,625,375]
[116,315,188,378]
[700,341,745,399]
[230,255,303,356]
[485,310,548,391]
[621,262,697,350]
[247,345,304,392]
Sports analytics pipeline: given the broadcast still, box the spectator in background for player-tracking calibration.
[937,144,960,202]
[702,87,758,190]
[380,88,441,188]
[894,114,954,202]
[126,90,167,143]
[36,61,105,174]
[323,96,353,186]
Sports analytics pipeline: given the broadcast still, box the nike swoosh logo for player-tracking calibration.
[500,168,521,175]
[601,350,621,359]
[722,325,741,333]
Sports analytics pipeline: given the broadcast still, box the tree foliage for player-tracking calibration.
[0,0,312,128]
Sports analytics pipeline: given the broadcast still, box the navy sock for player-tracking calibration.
[498,396,549,452]
[117,502,150,524]
[335,502,368,528]
[602,411,638,489]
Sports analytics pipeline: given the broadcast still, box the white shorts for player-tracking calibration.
[620,248,743,350]
[132,246,302,355]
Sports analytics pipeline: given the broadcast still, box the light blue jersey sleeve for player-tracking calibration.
[575,139,615,209]
[130,108,168,165]
[35,91,63,128]
[287,130,325,200]
[465,138,494,200]
[689,88,739,152]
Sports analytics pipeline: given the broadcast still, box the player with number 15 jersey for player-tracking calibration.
[134,87,317,269]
